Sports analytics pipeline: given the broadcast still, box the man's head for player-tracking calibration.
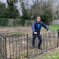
[36,16,41,23]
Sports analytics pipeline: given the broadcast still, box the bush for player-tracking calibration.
[41,13,49,24]
[13,19,19,26]
[26,20,32,26]
[19,19,26,26]
[0,18,8,26]
[41,11,53,25]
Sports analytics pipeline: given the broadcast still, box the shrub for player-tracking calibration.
[0,18,8,26]
[19,19,26,26]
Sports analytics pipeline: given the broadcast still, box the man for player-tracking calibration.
[32,16,50,50]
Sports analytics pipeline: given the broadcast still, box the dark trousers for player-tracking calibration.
[32,33,42,48]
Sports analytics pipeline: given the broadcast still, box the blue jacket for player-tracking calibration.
[32,21,49,34]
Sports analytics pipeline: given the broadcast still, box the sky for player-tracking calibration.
[0,0,6,3]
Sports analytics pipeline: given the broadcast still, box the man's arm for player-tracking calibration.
[32,22,37,34]
[32,22,35,32]
[42,22,49,31]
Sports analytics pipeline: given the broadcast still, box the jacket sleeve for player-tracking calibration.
[32,22,36,32]
[42,22,49,31]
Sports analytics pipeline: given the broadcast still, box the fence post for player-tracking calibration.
[27,23,28,27]
[27,34,28,59]
[5,37,7,59]
[57,29,59,47]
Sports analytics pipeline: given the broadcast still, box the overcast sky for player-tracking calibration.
[0,0,6,3]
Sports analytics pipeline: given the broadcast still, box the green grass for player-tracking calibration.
[48,24,59,31]
[41,24,59,31]
[0,56,2,59]
[0,26,23,29]
[10,48,59,59]
[0,24,59,30]
[32,48,59,59]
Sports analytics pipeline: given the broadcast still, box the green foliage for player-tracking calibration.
[41,3,53,24]
[0,1,19,18]
[13,19,19,26]
[0,2,6,18]
[19,19,26,26]
[8,6,19,18]
[41,12,49,24]
[0,18,8,26]
[41,12,53,24]
[2,8,9,18]
[0,2,10,18]
[26,20,32,26]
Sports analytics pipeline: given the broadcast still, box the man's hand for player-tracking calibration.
[34,32,37,34]
[47,30,50,33]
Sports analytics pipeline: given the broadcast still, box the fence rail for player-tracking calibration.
[0,30,59,59]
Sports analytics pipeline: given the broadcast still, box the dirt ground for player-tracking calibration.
[0,26,47,36]
[0,27,32,36]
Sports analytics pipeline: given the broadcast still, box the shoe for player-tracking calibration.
[38,47,43,50]
[32,46,34,49]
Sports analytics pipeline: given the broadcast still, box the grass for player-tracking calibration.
[9,48,59,59]
[0,56,2,59]
[41,24,59,31]
[0,26,20,29]
[0,24,59,30]
[0,24,59,36]
[6,32,20,35]
[48,24,59,31]
[32,48,59,59]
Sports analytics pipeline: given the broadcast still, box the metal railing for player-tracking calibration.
[0,30,59,59]
[0,34,7,59]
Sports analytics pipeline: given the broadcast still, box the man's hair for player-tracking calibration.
[36,16,41,21]
[36,16,41,19]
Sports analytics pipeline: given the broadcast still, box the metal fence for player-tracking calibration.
[0,30,59,59]
[0,34,7,59]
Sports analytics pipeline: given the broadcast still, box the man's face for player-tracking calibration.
[36,16,41,23]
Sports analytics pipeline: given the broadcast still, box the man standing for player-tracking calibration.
[32,16,50,50]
